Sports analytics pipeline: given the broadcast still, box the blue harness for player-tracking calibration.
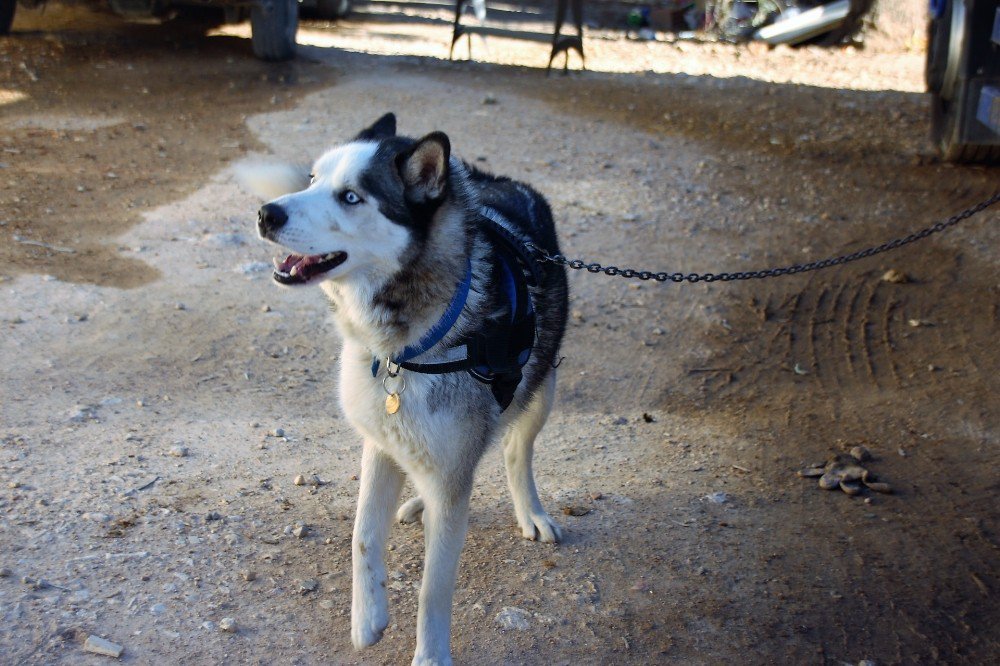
[371,212,540,410]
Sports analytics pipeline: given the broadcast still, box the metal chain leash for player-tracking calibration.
[526,191,1000,284]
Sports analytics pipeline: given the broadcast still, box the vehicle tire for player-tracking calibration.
[0,0,16,36]
[931,93,1000,162]
[926,0,1000,163]
[314,0,350,20]
[251,0,298,62]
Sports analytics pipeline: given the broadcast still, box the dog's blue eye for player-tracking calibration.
[340,190,363,205]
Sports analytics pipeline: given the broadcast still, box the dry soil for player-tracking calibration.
[1,2,999,665]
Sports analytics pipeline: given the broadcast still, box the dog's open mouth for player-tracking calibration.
[273,251,348,285]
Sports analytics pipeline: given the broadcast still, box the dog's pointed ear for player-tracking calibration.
[355,113,397,141]
[398,132,450,203]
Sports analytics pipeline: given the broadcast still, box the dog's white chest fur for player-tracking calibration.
[338,342,486,476]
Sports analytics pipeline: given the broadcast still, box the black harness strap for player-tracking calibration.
[392,212,539,410]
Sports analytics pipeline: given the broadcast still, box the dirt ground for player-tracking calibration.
[2,2,999,665]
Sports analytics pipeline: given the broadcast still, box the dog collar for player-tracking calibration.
[371,258,473,377]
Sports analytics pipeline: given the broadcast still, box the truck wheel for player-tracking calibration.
[1,0,16,36]
[927,0,1000,163]
[251,0,298,62]
[931,91,1000,162]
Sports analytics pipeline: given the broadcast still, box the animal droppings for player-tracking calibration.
[799,451,892,496]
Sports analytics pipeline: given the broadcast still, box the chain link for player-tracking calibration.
[526,191,1000,284]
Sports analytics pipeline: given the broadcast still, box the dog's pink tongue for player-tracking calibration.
[276,254,301,274]
[276,253,325,279]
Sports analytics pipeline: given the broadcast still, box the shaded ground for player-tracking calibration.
[1,3,998,665]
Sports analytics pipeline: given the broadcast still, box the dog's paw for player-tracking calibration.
[351,601,389,649]
[518,510,562,543]
[396,497,424,524]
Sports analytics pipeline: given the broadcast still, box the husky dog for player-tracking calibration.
[253,113,568,665]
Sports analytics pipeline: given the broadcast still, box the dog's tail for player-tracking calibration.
[233,160,310,200]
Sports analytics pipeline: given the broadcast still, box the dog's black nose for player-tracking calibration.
[258,203,288,238]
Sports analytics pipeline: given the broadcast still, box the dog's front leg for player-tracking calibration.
[352,441,404,650]
[411,480,472,666]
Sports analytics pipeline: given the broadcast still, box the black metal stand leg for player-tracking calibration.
[450,0,468,61]
[547,0,585,76]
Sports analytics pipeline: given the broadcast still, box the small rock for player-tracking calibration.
[83,635,124,658]
[150,603,167,615]
[298,578,318,594]
[292,524,309,539]
[561,506,591,517]
[482,93,498,105]
[0,567,12,578]
[818,472,842,490]
[703,491,730,504]
[881,269,908,284]
[797,466,825,478]
[240,570,257,582]
[69,405,97,422]
[840,465,865,483]
[293,474,306,486]
[219,617,237,633]
[21,576,50,590]
[850,445,872,462]
[642,413,655,423]
[268,428,285,438]
[174,303,186,311]
[8,481,20,489]
[494,606,531,631]
[261,304,271,312]
[839,480,863,496]
[83,512,112,523]
[168,445,189,458]
[205,511,222,522]
[201,621,216,631]
[590,492,603,501]
[319,599,335,609]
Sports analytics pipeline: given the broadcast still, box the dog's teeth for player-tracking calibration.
[289,265,299,276]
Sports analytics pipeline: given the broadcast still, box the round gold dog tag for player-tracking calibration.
[385,393,401,415]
